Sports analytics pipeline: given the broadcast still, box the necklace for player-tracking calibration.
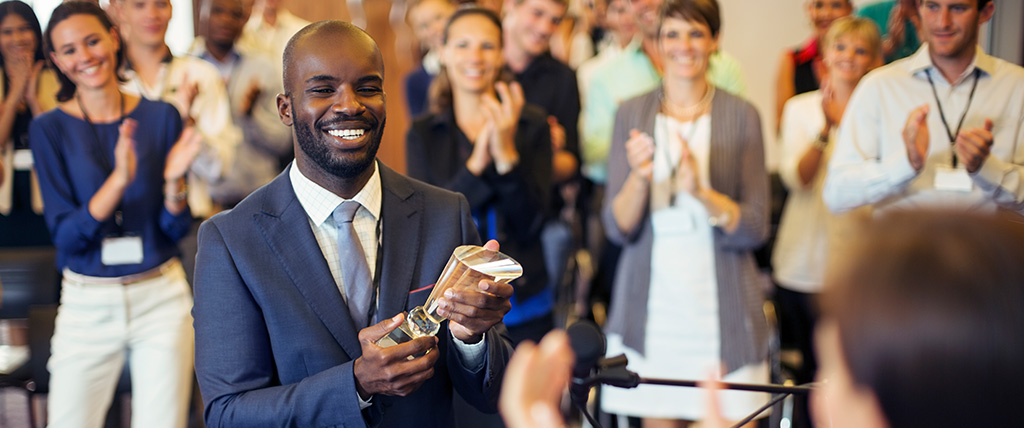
[661,84,715,121]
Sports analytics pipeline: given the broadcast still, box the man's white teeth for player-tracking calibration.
[329,129,365,140]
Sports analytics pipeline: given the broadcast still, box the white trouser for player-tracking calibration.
[47,260,195,428]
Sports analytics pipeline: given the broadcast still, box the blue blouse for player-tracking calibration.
[30,98,192,277]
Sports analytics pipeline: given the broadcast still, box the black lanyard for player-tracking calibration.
[77,92,126,230]
[927,68,980,168]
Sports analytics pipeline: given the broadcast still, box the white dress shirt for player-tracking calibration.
[824,45,1024,214]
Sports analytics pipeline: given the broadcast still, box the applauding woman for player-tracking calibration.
[601,0,769,426]
[406,6,553,344]
[0,0,59,246]
[31,2,200,426]
[772,16,880,386]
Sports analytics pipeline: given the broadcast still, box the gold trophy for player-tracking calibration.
[377,245,522,347]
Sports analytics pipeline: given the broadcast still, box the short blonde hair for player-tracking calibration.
[823,16,882,60]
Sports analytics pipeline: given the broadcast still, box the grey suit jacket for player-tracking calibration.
[193,162,513,427]
[601,87,770,373]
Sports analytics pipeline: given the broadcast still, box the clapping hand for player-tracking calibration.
[955,119,994,173]
[902,104,930,171]
[114,119,138,186]
[480,81,525,173]
[625,129,655,183]
[500,330,574,428]
[240,80,261,117]
[174,73,199,122]
[672,129,700,195]
[164,126,202,182]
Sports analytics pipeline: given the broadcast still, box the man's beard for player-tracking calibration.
[293,114,385,179]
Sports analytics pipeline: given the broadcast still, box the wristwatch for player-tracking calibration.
[708,210,732,228]
[813,131,830,151]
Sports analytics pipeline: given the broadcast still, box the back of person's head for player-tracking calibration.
[0,0,45,67]
[44,1,123,102]
[427,6,513,114]
[822,210,1024,428]
[657,0,720,38]
[823,16,882,61]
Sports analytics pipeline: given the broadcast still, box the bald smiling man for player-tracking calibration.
[192,20,514,427]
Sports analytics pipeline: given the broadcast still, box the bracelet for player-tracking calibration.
[708,210,732,228]
[165,184,188,202]
[495,157,519,175]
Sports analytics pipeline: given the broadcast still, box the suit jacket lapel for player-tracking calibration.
[377,165,423,319]
[252,167,363,360]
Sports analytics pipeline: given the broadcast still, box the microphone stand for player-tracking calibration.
[572,354,815,428]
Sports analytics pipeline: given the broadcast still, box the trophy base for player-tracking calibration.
[377,306,440,348]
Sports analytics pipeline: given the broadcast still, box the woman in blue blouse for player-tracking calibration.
[30,3,200,427]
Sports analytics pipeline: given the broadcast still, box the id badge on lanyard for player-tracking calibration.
[100,211,143,266]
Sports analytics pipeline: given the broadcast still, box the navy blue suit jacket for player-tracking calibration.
[193,163,513,427]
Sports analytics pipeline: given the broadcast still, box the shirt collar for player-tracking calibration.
[124,47,174,71]
[289,160,382,227]
[906,43,995,83]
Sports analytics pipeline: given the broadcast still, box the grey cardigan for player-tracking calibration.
[601,87,770,373]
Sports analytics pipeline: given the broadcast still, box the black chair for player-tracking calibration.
[0,247,59,427]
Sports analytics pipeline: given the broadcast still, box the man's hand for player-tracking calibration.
[436,240,513,343]
[240,80,261,117]
[902,104,930,171]
[353,313,441,399]
[174,73,199,122]
[164,126,202,181]
[955,119,994,173]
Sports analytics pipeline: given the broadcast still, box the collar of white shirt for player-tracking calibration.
[289,160,382,226]
[906,43,997,84]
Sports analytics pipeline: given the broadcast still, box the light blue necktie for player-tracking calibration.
[333,201,372,329]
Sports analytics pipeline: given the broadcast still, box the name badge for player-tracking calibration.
[101,236,144,266]
[13,149,34,170]
[934,165,973,192]
[651,206,698,235]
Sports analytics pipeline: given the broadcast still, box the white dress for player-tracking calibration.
[602,114,768,421]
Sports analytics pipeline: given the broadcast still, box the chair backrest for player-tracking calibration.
[0,247,59,319]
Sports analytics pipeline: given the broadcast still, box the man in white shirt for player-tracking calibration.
[824,0,1024,214]
[192,0,292,207]
[119,0,242,219]
[236,0,310,74]
[120,0,243,284]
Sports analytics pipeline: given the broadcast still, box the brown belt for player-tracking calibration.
[62,258,180,287]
